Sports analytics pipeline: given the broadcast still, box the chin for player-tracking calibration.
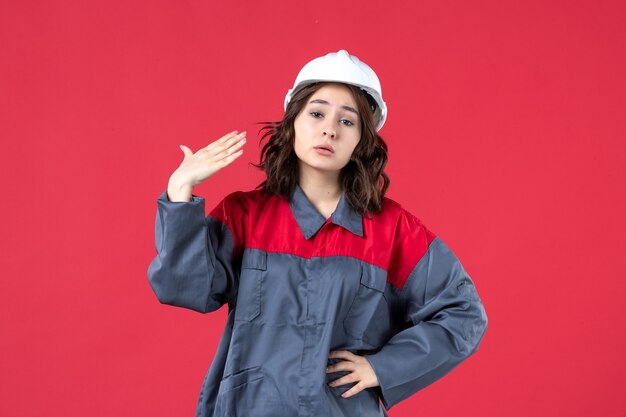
[299,159,345,173]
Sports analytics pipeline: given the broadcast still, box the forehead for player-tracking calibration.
[308,83,358,107]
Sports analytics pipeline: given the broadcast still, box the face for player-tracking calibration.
[293,83,362,176]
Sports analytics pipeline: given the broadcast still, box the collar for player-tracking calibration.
[289,183,364,240]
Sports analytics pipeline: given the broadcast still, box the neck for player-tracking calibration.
[297,164,342,205]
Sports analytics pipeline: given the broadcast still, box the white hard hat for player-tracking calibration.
[284,49,387,131]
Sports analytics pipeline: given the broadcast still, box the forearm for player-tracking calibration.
[147,191,230,313]
[365,310,486,409]
[365,237,488,410]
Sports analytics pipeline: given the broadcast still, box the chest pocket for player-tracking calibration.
[234,249,266,322]
[343,265,392,347]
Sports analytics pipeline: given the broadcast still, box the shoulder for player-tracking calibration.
[211,188,279,219]
[373,195,437,241]
[221,188,258,204]
[222,188,278,209]
[371,196,438,288]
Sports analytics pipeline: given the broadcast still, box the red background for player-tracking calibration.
[1,1,625,416]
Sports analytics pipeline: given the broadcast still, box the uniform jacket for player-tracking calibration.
[147,183,488,417]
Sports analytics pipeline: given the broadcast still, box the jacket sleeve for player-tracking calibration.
[147,190,245,313]
[364,223,488,410]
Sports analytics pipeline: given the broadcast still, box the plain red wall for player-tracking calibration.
[1,0,625,416]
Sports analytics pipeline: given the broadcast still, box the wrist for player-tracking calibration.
[167,176,193,202]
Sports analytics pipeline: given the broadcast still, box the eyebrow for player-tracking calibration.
[309,99,359,115]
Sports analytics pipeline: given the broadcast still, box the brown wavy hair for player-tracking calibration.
[251,82,390,216]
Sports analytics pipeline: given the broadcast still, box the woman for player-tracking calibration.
[148,50,488,417]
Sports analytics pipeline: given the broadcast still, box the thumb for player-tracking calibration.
[179,144,192,158]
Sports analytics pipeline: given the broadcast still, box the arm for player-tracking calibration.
[364,236,488,410]
[146,190,244,313]
[146,131,247,313]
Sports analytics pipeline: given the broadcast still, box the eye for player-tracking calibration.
[310,111,323,118]
[340,119,355,127]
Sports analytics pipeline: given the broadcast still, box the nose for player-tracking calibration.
[323,129,336,139]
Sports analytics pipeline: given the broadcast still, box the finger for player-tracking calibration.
[228,134,247,152]
[205,130,244,151]
[326,361,355,373]
[341,382,365,399]
[218,130,239,143]
[328,373,356,388]
[202,132,235,152]
[216,148,244,167]
[328,350,356,361]
[206,132,246,156]
[179,144,193,158]
[213,137,246,162]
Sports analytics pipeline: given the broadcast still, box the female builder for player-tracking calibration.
[148,50,488,417]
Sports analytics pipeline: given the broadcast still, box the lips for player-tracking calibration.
[314,144,335,153]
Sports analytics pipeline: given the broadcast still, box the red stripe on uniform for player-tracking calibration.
[210,190,436,289]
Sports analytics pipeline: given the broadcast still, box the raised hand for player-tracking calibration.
[167,130,247,201]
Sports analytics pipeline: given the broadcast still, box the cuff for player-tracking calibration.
[157,190,203,204]
[364,353,394,410]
